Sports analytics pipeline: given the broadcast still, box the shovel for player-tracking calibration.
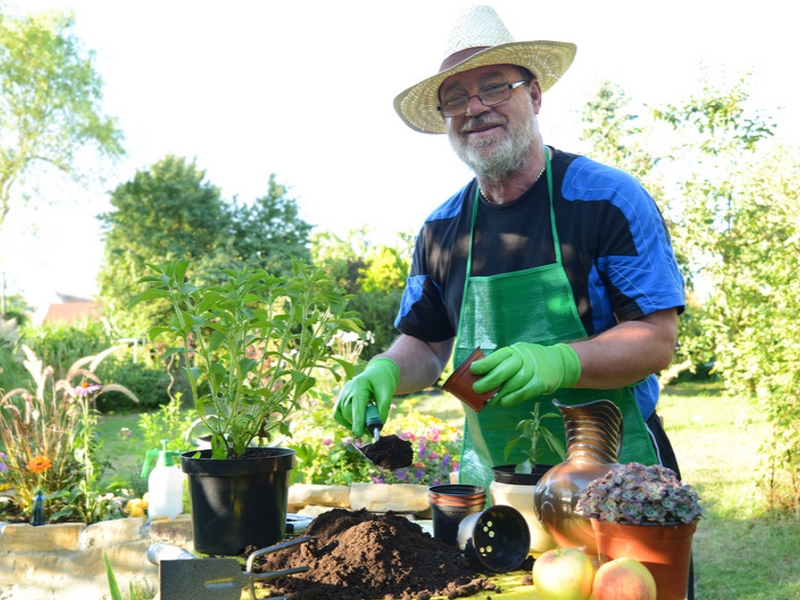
[148,536,310,600]
[356,403,413,470]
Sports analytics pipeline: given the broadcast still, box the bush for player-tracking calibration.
[20,320,112,379]
[95,358,173,412]
[0,319,28,392]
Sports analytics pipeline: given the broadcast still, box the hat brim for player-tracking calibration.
[393,40,577,134]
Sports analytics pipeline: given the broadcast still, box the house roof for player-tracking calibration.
[42,301,102,325]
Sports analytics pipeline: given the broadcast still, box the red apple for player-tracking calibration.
[592,557,656,600]
[532,547,595,600]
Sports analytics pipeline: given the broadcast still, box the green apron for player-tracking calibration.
[455,152,658,493]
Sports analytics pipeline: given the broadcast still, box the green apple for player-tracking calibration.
[532,547,595,600]
[592,557,656,600]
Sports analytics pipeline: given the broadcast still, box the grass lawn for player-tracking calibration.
[96,382,800,599]
[658,384,800,600]
[95,411,150,497]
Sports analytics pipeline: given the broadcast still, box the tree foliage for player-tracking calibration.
[96,156,312,337]
[654,82,799,512]
[228,174,312,274]
[312,229,412,360]
[0,6,123,230]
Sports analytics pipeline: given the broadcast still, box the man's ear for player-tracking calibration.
[529,79,543,113]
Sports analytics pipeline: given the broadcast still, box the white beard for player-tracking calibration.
[448,108,539,183]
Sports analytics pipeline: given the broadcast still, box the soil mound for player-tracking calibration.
[253,508,495,600]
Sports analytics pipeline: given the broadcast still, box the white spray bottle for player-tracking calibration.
[141,439,183,520]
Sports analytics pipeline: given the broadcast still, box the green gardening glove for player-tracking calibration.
[471,342,581,407]
[333,357,400,438]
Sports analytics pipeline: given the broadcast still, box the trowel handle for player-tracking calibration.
[147,542,195,565]
[365,403,383,438]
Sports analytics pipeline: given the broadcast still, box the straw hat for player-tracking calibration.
[393,5,577,134]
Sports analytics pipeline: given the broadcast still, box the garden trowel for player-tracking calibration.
[356,403,413,470]
[148,536,310,600]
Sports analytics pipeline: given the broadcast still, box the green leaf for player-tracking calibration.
[104,553,123,600]
[147,326,171,341]
[128,288,169,308]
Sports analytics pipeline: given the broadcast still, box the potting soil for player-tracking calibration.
[252,508,498,600]
[362,434,414,470]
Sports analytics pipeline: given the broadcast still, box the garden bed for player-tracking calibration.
[0,482,431,599]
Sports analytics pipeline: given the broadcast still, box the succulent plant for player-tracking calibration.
[575,462,705,525]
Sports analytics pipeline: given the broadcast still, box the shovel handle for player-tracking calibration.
[147,542,195,564]
[365,403,383,440]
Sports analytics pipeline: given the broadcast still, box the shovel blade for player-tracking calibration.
[160,558,248,600]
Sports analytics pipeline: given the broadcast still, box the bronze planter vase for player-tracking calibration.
[533,399,622,556]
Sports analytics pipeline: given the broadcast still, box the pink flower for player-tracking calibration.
[74,381,102,396]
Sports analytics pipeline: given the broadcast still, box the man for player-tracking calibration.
[335,4,685,504]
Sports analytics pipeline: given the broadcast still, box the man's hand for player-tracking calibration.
[471,342,581,407]
[333,358,400,437]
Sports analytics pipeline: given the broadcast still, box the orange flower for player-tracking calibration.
[27,456,52,474]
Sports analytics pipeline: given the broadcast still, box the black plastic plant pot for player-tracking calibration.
[181,447,295,556]
[490,463,552,485]
[456,504,531,573]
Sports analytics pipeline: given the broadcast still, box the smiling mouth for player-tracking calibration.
[462,117,505,136]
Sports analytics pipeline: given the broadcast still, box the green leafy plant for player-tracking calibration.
[0,345,137,522]
[128,258,363,459]
[503,402,566,473]
[575,461,705,525]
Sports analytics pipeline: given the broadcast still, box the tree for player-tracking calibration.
[312,229,412,360]
[582,75,800,511]
[97,156,314,337]
[228,174,312,274]
[97,156,229,335]
[579,82,713,383]
[0,6,123,230]
[653,80,799,511]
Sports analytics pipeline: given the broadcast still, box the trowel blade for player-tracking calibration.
[159,557,248,600]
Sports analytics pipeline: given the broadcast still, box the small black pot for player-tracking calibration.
[181,447,295,555]
[491,463,552,485]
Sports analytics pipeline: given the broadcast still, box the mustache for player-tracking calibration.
[459,114,507,134]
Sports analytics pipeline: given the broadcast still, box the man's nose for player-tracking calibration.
[464,94,490,117]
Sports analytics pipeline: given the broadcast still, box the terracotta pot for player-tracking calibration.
[490,464,557,556]
[533,399,622,555]
[442,348,498,412]
[592,518,697,600]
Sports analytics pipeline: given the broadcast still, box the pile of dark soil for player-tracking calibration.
[253,508,497,600]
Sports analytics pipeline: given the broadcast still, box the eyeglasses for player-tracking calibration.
[437,80,529,118]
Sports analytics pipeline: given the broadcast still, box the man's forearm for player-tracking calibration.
[570,308,679,389]
[377,334,454,394]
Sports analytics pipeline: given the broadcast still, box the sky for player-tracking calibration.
[1,0,797,314]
